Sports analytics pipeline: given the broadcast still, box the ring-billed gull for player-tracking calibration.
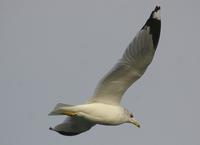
[49,6,161,136]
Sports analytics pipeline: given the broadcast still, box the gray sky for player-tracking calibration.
[1,0,200,145]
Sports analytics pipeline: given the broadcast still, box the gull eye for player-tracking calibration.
[130,114,133,118]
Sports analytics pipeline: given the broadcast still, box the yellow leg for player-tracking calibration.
[63,111,77,117]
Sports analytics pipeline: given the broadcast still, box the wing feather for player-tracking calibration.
[88,6,161,105]
[50,116,95,136]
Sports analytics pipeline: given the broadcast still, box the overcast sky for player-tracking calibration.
[1,0,200,145]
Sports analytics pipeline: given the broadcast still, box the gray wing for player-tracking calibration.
[49,116,95,136]
[88,6,161,105]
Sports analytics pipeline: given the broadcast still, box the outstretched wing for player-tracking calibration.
[49,116,95,136]
[88,6,161,105]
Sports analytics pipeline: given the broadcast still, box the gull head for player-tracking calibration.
[125,111,140,128]
[128,116,140,128]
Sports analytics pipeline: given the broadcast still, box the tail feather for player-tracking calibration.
[54,103,73,110]
[48,103,73,115]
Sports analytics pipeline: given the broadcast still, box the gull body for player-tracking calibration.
[49,6,161,136]
[50,103,139,126]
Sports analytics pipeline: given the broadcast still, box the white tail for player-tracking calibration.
[48,103,73,115]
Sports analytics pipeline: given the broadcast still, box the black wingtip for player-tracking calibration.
[141,6,161,49]
[154,6,161,12]
[149,5,161,20]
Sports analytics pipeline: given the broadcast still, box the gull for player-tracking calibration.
[49,6,161,136]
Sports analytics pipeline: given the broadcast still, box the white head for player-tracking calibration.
[124,109,140,128]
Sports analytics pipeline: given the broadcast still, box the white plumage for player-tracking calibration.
[49,6,161,136]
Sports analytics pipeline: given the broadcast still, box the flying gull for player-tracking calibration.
[49,6,161,136]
